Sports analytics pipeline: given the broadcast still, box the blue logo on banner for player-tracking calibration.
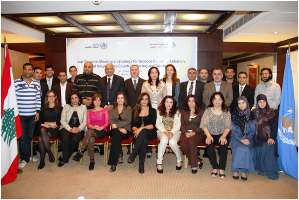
[100,43,107,49]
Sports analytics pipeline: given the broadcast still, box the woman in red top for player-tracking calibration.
[73,94,109,170]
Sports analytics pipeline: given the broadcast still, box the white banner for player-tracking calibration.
[66,37,197,82]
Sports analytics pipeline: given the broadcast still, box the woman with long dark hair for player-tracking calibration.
[58,90,87,167]
[180,95,204,174]
[108,92,132,172]
[200,92,231,178]
[156,96,181,174]
[38,90,62,169]
[230,96,255,181]
[162,64,180,103]
[72,93,109,170]
[127,92,157,174]
[253,94,279,180]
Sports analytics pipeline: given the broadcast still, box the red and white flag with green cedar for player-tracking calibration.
[1,45,23,185]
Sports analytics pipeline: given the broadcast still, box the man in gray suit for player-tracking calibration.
[203,68,233,109]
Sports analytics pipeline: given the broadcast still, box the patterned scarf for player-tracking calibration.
[254,94,275,141]
[231,96,255,136]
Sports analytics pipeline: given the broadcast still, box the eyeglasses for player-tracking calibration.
[213,98,222,101]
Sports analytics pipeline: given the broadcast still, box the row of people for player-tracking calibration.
[39,89,278,180]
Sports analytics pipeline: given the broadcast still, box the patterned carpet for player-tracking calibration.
[1,148,298,199]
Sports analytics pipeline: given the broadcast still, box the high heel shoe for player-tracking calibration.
[198,161,203,169]
[49,157,55,163]
[89,161,95,171]
[118,154,123,164]
[156,164,163,174]
[191,169,197,174]
[73,151,83,162]
[110,165,116,172]
[176,162,182,170]
[211,170,218,177]
[139,162,144,174]
[38,162,45,170]
[127,153,137,164]
[57,161,65,167]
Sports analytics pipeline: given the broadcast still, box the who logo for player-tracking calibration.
[100,42,108,49]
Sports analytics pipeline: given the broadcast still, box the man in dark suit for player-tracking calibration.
[33,67,48,106]
[223,66,239,87]
[125,65,145,109]
[199,68,211,85]
[98,63,125,110]
[203,68,233,109]
[53,71,73,107]
[230,72,255,112]
[41,65,60,90]
[178,68,204,110]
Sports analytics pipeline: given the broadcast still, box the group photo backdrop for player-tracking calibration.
[66,37,197,82]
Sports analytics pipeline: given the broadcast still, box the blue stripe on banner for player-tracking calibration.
[277,51,298,180]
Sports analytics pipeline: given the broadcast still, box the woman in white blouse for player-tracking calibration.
[161,64,180,103]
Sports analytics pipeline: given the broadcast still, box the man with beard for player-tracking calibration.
[223,67,239,87]
[198,68,210,85]
[255,68,281,121]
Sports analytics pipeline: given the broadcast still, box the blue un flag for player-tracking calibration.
[277,51,298,180]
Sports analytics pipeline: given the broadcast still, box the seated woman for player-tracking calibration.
[156,96,181,174]
[127,92,157,174]
[253,94,279,180]
[200,92,231,178]
[180,94,204,174]
[58,91,87,167]
[108,92,132,172]
[38,90,62,169]
[230,96,255,181]
[73,94,109,170]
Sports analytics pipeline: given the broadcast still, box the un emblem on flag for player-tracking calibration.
[278,109,296,145]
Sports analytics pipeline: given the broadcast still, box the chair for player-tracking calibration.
[30,136,57,163]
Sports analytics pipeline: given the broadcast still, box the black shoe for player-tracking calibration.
[57,161,65,167]
[192,169,197,174]
[89,162,95,171]
[49,157,55,163]
[219,173,226,178]
[139,162,144,174]
[127,153,136,164]
[241,174,247,181]
[233,176,239,180]
[211,171,218,177]
[38,162,45,170]
[118,154,123,164]
[176,162,182,170]
[146,152,152,158]
[110,165,116,172]
[156,164,163,174]
[73,152,83,162]
[198,162,203,169]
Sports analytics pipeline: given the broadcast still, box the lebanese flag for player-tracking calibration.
[1,45,23,185]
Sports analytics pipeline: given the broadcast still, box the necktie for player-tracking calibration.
[47,79,51,90]
[239,86,243,96]
[188,82,193,95]
[133,80,137,90]
[107,78,111,103]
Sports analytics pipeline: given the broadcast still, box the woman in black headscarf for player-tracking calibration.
[230,96,255,181]
[253,94,279,180]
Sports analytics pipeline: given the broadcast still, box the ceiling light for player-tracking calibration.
[183,14,204,20]
[136,14,153,20]
[37,17,56,22]
[274,31,279,34]
[83,15,103,21]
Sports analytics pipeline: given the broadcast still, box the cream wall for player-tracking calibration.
[290,50,298,146]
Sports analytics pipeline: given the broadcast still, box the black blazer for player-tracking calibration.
[125,77,145,109]
[230,84,255,112]
[40,81,49,106]
[98,74,125,106]
[41,77,60,90]
[178,80,204,110]
[52,82,73,106]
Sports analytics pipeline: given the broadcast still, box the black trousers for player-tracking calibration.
[108,128,131,166]
[206,134,228,170]
[59,128,84,163]
[132,129,157,163]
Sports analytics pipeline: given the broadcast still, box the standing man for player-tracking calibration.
[41,65,59,90]
[67,65,78,84]
[125,65,145,109]
[223,67,239,87]
[178,68,204,110]
[203,68,233,109]
[199,68,211,84]
[73,62,101,110]
[14,63,41,168]
[33,67,48,106]
[53,71,73,107]
[230,72,255,112]
[98,63,125,110]
[255,68,281,120]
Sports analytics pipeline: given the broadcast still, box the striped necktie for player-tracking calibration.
[134,80,137,90]
[188,82,194,95]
